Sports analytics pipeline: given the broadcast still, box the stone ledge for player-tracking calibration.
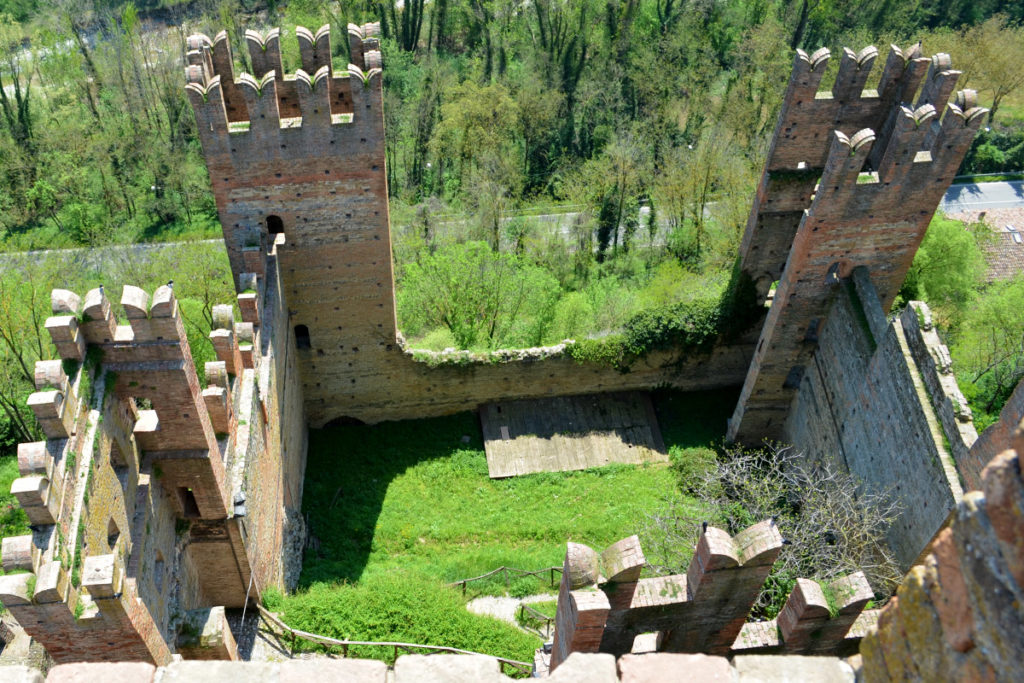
[19,652,864,682]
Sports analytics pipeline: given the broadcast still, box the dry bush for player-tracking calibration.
[642,443,903,619]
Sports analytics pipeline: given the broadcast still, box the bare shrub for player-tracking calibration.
[641,443,903,619]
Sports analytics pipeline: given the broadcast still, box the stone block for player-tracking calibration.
[619,653,732,682]
[203,387,231,435]
[279,659,388,683]
[547,653,617,682]
[45,316,86,362]
[5,665,44,683]
[27,391,73,440]
[238,292,261,326]
[50,289,82,316]
[34,560,70,604]
[120,286,150,319]
[159,662,278,683]
[2,535,34,572]
[734,655,855,682]
[46,662,155,683]
[602,535,645,583]
[565,543,600,589]
[35,360,68,392]
[0,572,34,606]
[18,442,52,477]
[393,654,509,683]
[81,554,121,599]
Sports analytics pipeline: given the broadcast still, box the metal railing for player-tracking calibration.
[446,565,563,595]
[256,604,533,676]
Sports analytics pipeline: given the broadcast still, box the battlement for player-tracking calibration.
[184,23,383,163]
[737,43,984,305]
[548,524,878,671]
[0,279,287,663]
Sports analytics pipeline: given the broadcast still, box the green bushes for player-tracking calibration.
[275,574,538,664]
[669,446,718,495]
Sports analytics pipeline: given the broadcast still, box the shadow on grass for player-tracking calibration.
[297,388,740,589]
[299,412,483,588]
[652,386,740,450]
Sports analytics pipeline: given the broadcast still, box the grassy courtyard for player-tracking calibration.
[271,389,736,664]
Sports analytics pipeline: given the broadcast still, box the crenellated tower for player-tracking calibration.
[727,45,987,444]
[185,24,393,427]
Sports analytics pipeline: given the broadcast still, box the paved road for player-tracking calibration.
[941,181,1024,212]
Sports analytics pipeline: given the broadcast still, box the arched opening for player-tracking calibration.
[267,215,284,234]
[295,324,311,350]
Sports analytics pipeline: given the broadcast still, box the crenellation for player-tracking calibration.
[549,523,871,670]
[236,72,281,141]
[298,24,332,76]
[294,66,333,132]
[832,46,878,102]
[244,28,282,82]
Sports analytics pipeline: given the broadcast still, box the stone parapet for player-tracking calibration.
[899,301,979,488]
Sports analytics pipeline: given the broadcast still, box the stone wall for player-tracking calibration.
[0,273,301,663]
[784,270,962,567]
[860,429,1024,680]
[898,302,978,489]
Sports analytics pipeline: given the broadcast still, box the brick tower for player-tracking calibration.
[727,46,986,443]
[185,24,394,427]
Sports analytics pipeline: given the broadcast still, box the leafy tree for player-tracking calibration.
[397,241,560,349]
[951,274,1024,425]
[899,215,987,323]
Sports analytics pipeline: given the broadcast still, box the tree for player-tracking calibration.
[899,215,986,323]
[642,443,903,618]
[397,241,561,349]
[0,16,36,167]
[950,274,1024,422]
[960,16,1024,124]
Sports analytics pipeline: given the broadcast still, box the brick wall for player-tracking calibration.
[860,427,1024,680]
[784,271,962,567]
[728,44,985,443]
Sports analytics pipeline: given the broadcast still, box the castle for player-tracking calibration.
[1,22,1023,682]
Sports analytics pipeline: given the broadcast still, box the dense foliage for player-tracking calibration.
[899,214,1024,431]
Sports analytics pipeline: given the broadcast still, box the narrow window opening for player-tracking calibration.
[295,325,311,350]
[154,552,165,593]
[107,519,120,550]
[178,488,201,518]
[825,262,842,286]
[267,215,284,235]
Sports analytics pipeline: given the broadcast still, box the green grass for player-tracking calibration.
[0,456,30,575]
[298,412,682,589]
[277,390,731,666]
